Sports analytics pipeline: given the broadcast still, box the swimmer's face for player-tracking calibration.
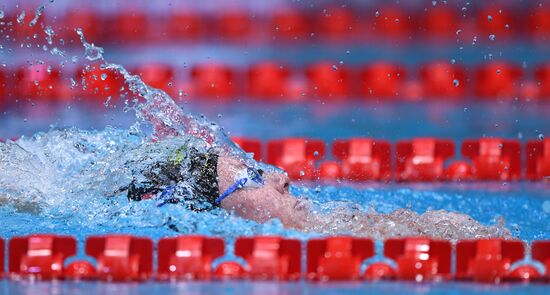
[216,156,307,230]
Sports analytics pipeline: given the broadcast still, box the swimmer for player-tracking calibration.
[122,142,511,240]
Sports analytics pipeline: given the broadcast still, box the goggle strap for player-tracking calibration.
[215,178,247,204]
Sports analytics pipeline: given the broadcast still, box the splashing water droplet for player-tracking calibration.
[29,5,45,27]
[45,26,55,45]
[453,79,460,87]
[17,11,26,24]
[76,28,104,61]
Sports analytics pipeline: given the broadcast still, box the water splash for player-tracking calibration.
[0,8,524,242]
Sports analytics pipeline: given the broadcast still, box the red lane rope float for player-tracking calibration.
[8,234,77,280]
[383,237,452,282]
[4,61,550,104]
[1,234,549,284]
[157,235,224,280]
[267,138,326,180]
[396,138,455,182]
[455,239,527,283]
[257,137,548,182]
[20,5,550,46]
[85,235,153,281]
[532,241,550,281]
[307,237,374,281]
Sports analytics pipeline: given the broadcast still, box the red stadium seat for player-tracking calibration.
[477,6,515,40]
[360,63,405,99]
[384,237,452,281]
[190,64,235,99]
[232,137,262,161]
[248,62,290,99]
[16,64,62,101]
[456,239,525,283]
[419,6,459,40]
[135,63,175,94]
[218,10,252,40]
[77,64,125,101]
[332,138,391,181]
[535,63,550,99]
[462,138,521,181]
[317,7,356,40]
[396,138,455,182]
[267,138,325,180]
[307,237,374,281]
[528,6,550,41]
[9,235,76,280]
[271,10,308,40]
[420,62,466,99]
[111,12,148,42]
[532,240,550,280]
[58,10,99,44]
[85,235,153,281]
[526,139,550,181]
[475,62,522,99]
[306,62,350,99]
[370,7,411,39]
[235,236,301,280]
[168,11,201,40]
[157,236,224,280]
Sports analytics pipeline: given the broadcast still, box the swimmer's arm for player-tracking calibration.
[0,193,41,214]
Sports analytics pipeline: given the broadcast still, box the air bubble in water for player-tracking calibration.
[453,79,460,87]
[489,34,495,41]
[488,15,493,21]
[101,73,107,81]
[539,134,545,140]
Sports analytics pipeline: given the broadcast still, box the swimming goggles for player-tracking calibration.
[215,167,265,204]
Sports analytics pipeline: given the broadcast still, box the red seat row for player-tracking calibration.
[2,235,550,283]
[233,137,550,181]
[9,5,550,44]
[3,61,550,103]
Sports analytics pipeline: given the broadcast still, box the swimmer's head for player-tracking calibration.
[216,155,308,229]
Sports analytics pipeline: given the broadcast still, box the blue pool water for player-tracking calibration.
[1,1,549,291]
[1,101,549,294]
[2,281,550,295]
